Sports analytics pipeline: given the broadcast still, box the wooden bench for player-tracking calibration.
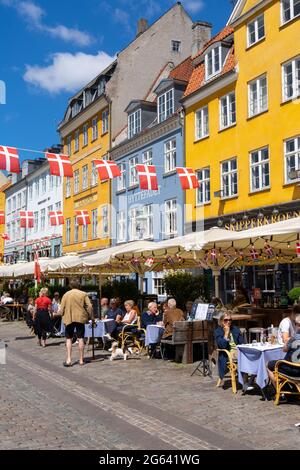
[161,321,212,364]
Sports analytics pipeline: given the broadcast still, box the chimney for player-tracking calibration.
[192,21,212,57]
[137,18,148,37]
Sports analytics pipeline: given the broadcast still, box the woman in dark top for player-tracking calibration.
[35,288,52,347]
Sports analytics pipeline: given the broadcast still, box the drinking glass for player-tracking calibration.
[252,339,257,347]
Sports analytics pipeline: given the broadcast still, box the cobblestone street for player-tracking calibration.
[0,322,299,450]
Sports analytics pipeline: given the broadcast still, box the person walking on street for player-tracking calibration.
[35,288,52,347]
[60,278,93,367]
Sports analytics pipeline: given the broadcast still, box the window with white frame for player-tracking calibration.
[247,14,265,46]
[221,158,238,198]
[197,168,211,205]
[165,199,177,236]
[11,221,15,241]
[129,156,138,186]
[74,217,79,243]
[22,190,26,207]
[41,209,46,230]
[66,177,71,197]
[142,149,153,165]
[34,211,39,232]
[17,193,21,208]
[82,224,88,241]
[102,109,109,134]
[35,180,39,197]
[281,0,300,24]
[248,74,268,116]
[195,106,209,140]
[42,175,47,193]
[158,89,174,123]
[205,46,221,79]
[171,40,181,52]
[282,56,300,101]
[164,139,176,173]
[117,163,126,191]
[12,196,16,210]
[129,207,139,240]
[83,124,88,146]
[142,204,153,239]
[153,277,166,296]
[128,109,141,139]
[28,185,33,201]
[101,205,109,237]
[67,135,72,156]
[91,161,98,187]
[74,170,79,194]
[92,209,98,239]
[55,202,61,211]
[82,165,88,190]
[220,92,236,129]
[250,147,270,191]
[74,130,79,152]
[66,218,71,245]
[285,135,300,182]
[92,117,98,141]
[48,205,53,226]
[7,199,11,213]
[49,175,53,191]
[117,211,126,242]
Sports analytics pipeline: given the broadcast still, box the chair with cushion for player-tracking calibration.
[274,360,300,405]
[216,348,238,394]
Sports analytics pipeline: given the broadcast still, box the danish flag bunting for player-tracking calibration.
[250,247,259,260]
[264,243,274,257]
[46,153,73,177]
[75,210,90,226]
[49,211,64,226]
[136,165,158,190]
[210,249,217,260]
[94,160,121,180]
[176,167,199,190]
[0,211,5,225]
[296,243,300,258]
[131,258,141,269]
[0,146,20,173]
[1,233,9,241]
[20,211,34,228]
[144,257,154,268]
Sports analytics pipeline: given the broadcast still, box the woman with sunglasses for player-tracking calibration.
[214,312,245,386]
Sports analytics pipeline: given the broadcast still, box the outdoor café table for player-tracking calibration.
[145,324,165,347]
[60,319,115,338]
[5,304,25,321]
[237,343,285,395]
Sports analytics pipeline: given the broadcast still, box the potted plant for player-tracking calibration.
[288,287,300,304]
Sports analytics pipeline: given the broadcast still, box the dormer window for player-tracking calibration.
[128,109,141,139]
[158,88,174,123]
[205,46,221,80]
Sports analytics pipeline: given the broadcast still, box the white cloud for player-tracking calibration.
[183,0,205,14]
[23,51,116,94]
[1,0,94,46]
[114,8,131,32]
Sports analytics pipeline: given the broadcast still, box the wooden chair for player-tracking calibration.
[274,360,300,405]
[216,348,238,394]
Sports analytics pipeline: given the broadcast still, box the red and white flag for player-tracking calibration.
[210,249,217,260]
[131,258,141,269]
[34,253,41,284]
[264,243,274,257]
[136,165,158,190]
[0,146,20,173]
[296,243,300,258]
[20,211,34,228]
[46,153,73,177]
[0,210,5,225]
[94,160,121,180]
[176,167,199,190]
[49,211,64,226]
[250,247,259,260]
[1,233,9,240]
[144,257,154,268]
[75,210,90,226]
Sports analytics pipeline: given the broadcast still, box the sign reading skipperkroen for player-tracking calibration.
[225,210,300,231]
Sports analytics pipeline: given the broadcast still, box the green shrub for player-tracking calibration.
[163,271,211,310]
[288,287,300,303]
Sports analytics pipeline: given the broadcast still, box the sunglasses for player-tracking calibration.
[223,319,232,323]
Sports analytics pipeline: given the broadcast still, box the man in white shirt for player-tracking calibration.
[1,293,13,305]
[278,305,300,345]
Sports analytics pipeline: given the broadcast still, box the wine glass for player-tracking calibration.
[252,339,257,347]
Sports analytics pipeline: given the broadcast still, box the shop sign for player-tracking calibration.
[225,210,300,231]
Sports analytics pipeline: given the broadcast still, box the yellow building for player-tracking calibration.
[183,0,300,232]
[58,66,115,255]
[0,178,11,263]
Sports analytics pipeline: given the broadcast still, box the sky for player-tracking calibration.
[0,0,234,161]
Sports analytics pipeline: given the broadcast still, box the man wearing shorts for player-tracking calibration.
[60,278,93,367]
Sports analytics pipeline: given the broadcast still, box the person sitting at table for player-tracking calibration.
[105,298,123,339]
[267,313,300,401]
[277,304,300,345]
[141,302,163,329]
[1,292,14,305]
[214,312,246,387]
[162,298,184,340]
[51,292,62,335]
[184,301,194,321]
[35,288,53,347]
[115,300,138,338]
[26,297,36,335]
[100,297,109,319]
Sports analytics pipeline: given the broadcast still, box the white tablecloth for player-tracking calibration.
[145,325,165,346]
[237,344,285,389]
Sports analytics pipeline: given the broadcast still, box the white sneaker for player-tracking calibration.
[105,333,112,340]
[108,347,113,352]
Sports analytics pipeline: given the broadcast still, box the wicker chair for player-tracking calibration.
[216,348,238,394]
[274,360,300,405]
[118,317,146,354]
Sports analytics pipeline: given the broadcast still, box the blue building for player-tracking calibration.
[110,58,193,298]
